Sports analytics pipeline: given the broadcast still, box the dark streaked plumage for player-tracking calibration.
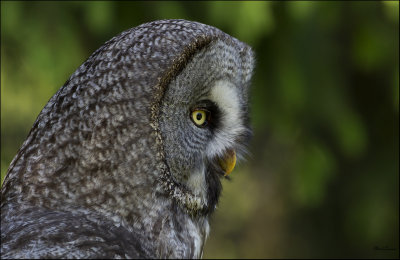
[1,19,254,258]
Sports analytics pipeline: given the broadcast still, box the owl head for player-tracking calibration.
[2,19,254,228]
[1,19,255,259]
[156,28,254,215]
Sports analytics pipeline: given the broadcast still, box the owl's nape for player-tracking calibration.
[1,19,254,258]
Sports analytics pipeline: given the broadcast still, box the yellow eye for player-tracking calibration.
[191,110,208,126]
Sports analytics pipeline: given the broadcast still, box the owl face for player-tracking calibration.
[159,40,254,214]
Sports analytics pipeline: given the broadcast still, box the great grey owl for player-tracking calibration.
[1,19,254,258]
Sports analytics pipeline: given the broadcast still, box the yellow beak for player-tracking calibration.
[218,149,237,176]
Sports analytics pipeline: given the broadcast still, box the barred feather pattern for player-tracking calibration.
[1,19,254,258]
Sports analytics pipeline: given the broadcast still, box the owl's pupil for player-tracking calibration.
[196,113,202,121]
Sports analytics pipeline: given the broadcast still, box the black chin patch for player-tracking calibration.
[203,158,223,215]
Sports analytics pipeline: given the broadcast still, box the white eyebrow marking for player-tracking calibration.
[206,80,246,157]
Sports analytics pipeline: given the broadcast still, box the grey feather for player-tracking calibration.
[1,19,254,259]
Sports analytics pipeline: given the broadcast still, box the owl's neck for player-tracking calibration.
[138,192,210,258]
[90,180,210,258]
[3,153,209,259]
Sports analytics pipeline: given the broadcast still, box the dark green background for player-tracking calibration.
[1,1,398,258]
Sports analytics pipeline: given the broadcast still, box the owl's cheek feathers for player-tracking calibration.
[205,80,245,176]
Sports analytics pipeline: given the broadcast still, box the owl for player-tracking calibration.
[1,19,254,258]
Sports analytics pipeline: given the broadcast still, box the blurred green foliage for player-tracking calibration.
[1,1,398,258]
